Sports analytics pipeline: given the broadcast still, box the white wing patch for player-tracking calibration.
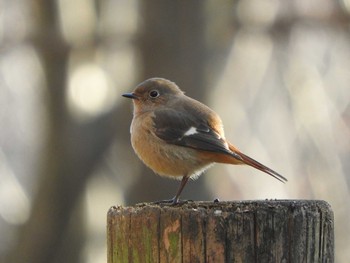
[184,126,198,136]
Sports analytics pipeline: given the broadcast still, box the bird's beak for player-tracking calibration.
[122,92,139,100]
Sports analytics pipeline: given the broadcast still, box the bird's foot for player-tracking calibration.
[152,197,190,206]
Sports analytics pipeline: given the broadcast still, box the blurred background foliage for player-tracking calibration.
[0,0,349,262]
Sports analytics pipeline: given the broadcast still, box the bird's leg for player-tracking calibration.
[171,175,190,205]
[153,175,190,205]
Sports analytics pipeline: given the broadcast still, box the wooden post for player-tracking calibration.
[107,200,334,263]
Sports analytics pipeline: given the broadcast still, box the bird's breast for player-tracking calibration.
[130,114,213,178]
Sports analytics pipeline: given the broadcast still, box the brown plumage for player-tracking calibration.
[123,78,287,204]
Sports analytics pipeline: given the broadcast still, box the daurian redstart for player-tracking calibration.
[123,78,287,204]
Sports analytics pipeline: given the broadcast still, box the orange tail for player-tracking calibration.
[228,143,287,183]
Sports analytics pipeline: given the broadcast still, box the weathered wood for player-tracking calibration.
[107,200,334,263]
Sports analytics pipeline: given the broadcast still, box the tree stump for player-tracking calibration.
[107,200,334,263]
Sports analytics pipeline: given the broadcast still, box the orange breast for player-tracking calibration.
[130,113,213,178]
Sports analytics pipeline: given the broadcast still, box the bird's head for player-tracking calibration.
[122,78,184,114]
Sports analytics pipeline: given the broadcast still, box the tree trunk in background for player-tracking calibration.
[124,0,211,205]
[6,1,121,262]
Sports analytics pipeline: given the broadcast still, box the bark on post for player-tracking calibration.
[107,200,334,263]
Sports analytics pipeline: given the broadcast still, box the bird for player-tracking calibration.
[122,78,287,204]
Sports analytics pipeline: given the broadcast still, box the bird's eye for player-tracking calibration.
[149,90,159,98]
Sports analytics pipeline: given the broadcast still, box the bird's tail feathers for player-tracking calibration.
[228,143,287,183]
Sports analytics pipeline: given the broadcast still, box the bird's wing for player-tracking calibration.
[153,108,286,182]
[152,108,235,156]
